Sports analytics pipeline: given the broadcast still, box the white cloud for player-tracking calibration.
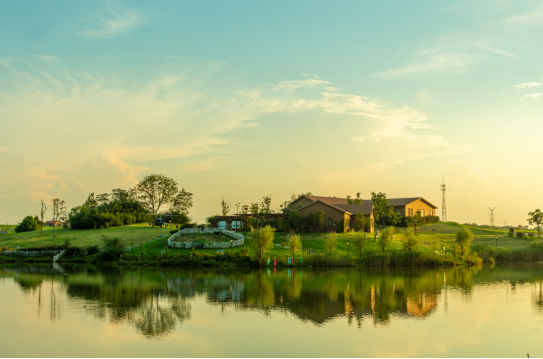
[515,82,541,89]
[525,93,542,99]
[272,79,330,91]
[352,137,367,142]
[79,4,142,38]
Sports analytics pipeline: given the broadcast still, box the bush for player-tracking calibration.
[14,216,39,233]
[455,227,474,256]
[530,241,543,250]
[395,215,440,227]
[377,227,393,253]
[69,200,151,229]
[252,225,275,259]
[97,248,124,262]
[401,228,419,252]
[326,232,337,256]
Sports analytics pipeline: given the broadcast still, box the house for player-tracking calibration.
[387,197,438,217]
[289,195,375,233]
[45,220,63,227]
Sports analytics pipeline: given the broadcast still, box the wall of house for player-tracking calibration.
[404,199,437,217]
[298,202,346,232]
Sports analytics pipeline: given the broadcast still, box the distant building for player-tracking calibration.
[45,220,63,227]
[287,195,439,233]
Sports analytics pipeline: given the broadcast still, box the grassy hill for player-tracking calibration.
[0,223,173,249]
[2,222,539,261]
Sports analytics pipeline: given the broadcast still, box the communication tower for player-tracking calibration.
[440,180,447,222]
[489,207,495,227]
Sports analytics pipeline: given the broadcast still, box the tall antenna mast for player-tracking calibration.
[440,178,447,222]
[489,207,495,227]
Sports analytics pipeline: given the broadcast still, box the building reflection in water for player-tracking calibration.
[2,263,543,338]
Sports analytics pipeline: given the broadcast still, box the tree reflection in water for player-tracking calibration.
[2,263,543,339]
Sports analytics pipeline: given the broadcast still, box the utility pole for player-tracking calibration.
[489,207,495,228]
[440,179,447,222]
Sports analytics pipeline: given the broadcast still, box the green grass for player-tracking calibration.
[0,223,173,249]
[3,222,539,265]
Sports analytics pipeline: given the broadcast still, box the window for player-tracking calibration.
[421,210,425,216]
[328,218,333,226]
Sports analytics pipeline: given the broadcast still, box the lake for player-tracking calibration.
[1,263,542,357]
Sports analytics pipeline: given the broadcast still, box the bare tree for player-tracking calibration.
[221,196,231,216]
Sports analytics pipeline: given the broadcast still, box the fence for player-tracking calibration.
[168,228,244,249]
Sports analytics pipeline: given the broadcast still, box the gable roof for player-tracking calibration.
[387,197,437,209]
[335,203,374,216]
[296,200,373,216]
[46,220,63,224]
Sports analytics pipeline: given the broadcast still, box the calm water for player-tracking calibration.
[1,264,542,358]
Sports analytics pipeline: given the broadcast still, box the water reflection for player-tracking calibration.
[1,263,543,339]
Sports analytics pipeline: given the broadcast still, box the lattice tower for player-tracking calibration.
[489,207,495,227]
[440,182,447,222]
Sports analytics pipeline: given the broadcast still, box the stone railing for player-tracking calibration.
[168,228,244,249]
[53,250,66,262]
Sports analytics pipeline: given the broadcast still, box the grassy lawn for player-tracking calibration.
[0,223,173,249]
[2,222,539,261]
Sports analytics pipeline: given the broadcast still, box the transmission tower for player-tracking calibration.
[489,207,495,227]
[440,179,447,222]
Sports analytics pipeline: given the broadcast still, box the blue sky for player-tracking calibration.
[1,0,542,225]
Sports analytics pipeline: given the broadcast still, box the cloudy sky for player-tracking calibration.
[1,0,542,225]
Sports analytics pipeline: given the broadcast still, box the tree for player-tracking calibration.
[252,225,275,259]
[221,196,232,216]
[353,231,367,259]
[401,228,419,252]
[96,193,110,205]
[347,192,363,204]
[377,227,393,254]
[39,199,47,234]
[387,207,401,226]
[84,193,98,207]
[172,188,193,215]
[111,188,138,202]
[455,227,474,256]
[286,232,302,262]
[316,210,324,230]
[528,209,543,238]
[411,210,422,234]
[14,216,39,233]
[371,192,389,228]
[354,213,366,232]
[136,174,179,214]
[326,232,337,257]
[52,198,61,238]
[250,202,259,227]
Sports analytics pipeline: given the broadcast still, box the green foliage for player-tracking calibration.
[239,246,250,256]
[352,231,367,259]
[530,241,543,250]
[516,232,526,239]
[346,192,363,204]
[286,232,302,259]
[136,174,179,214]
[252,225,275,259]
[354,213,366,231]
[455,227,474,256]
[334,218,346,233]
[398,215,440,227]
[401,228,419,252]
[371,192,389,227]
[14,216,39,233]
[171,188,193,215]
[316,209,324,229]
[326,232,337,256]
[377,227,393,253]
[97,234,125,262]
[69,200,150,229]
[528,209,542,238]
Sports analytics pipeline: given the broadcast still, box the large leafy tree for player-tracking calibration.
[15,215,39,233]
[371,192,389,228]
[171,188,193,215]
[111,188,138,202]
[528,209,543,238]
[136,174,179,214]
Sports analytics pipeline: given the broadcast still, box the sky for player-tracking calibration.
[1,0,542,226]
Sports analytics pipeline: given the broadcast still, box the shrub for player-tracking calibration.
[455,227,474,256]
[377,227,393,253]
[239,246,250,256]
[252,225,275,259]
[353,231,367,259]
[401,228,419,252]
[285,232,302,261]
[516,232,525,239]
[530,241,543,250]
[14,216,39,233]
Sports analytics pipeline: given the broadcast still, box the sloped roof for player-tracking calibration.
[304,196,350,205]
[335,203,374,216]
[296,200,373,216]
[387,197,437,209]
[46,220,63,224]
